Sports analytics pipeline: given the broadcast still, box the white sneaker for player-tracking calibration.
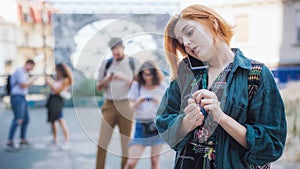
[6,143,19,153]
[59,142,71,151]
[46,140,57,147]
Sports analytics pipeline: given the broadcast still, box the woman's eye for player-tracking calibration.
[186,29,194,37]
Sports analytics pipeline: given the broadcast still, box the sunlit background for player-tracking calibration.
[1,0,300,85]
[0,0,300,168]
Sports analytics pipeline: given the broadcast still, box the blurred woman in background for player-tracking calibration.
[46,63,72,150]
[124,61,167,169]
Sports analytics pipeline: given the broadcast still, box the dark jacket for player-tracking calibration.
[156,48,287,168]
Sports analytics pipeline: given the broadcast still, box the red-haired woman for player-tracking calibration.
[156,4,286,169]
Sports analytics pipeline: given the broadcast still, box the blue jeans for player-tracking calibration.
[8,95,30,141]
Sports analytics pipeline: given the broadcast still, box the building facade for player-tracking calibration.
[16,0,56,76]
[0,17,16,77]
[181,0,300,83]
[1,0,300,85]
[0,0,55,78]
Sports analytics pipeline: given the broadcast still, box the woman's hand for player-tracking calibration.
[192,89,248,148]
[45,76,52,85]
[192,89,225,123]
[150,97,160,104]
[130,97,146,108]
[183,98,204,131]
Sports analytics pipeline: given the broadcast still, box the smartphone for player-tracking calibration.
[200,106,208,120]
[146,97,153,101]
[187,55,209,70]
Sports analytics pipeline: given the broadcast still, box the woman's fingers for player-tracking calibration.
[191,89,225,123]
[199,98,213,107]
[194,117,204,127]
[193,112,204,129]
[185,98,196,112]
[192,89,216,103]
[188,98,195,104]
[184,103,199,115]
[184,97,206,128]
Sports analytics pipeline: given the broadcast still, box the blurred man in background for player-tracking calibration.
[6,59,37,152]
[96,37,140,169]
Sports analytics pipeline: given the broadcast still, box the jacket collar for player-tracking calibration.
[231,48,252,73]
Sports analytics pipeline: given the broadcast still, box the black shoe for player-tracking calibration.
[6,143,19,153]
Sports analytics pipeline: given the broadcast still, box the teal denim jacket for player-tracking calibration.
[156,49,287,168]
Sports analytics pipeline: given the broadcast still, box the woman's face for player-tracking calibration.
[142,69,153,85]
[173,18,214,62]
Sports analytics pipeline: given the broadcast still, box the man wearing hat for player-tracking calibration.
[96,37,140,169]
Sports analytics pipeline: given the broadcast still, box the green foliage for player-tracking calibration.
[281,81,300,138]
[72,77,103,97]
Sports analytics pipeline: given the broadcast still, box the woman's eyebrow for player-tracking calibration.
[175,24,190,40]
[182,24,190,33]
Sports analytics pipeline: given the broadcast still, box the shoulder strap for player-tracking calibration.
[6,75,11,95]
[128,57,135,76]
[104,58,114,76]
[248,60,263,102]
[104,57,135,76]
[138,83,141,97]
[247,61,271,169]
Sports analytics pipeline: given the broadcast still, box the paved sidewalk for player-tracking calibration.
[0,101,299,169]
[0,103,175,169]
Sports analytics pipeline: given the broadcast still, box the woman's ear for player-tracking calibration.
[209,15,219,30]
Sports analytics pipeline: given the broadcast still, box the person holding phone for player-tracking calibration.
[96,37,140,169]
[6,59,37,152]
[45,63,72,150]
[156,4,286,169]
[124,61,168,169]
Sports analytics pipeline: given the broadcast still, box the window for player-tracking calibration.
[296,11,300,43]
[235,15,249,43]
[24,32,29,47]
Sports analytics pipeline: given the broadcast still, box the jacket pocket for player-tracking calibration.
[227,100,247,123]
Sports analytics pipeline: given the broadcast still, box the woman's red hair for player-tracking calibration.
[164,4,234,78]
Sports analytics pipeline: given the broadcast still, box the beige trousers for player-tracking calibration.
[96,99,134,169]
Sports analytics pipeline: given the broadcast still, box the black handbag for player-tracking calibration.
[142,121,158,135]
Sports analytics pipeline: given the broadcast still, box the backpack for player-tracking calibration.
[247,61,271,169]
[248,60,263,102]
[5,75,11,96]
[104,57,135,76]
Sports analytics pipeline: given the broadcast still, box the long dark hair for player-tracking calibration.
[135,61,163,86]
[56,63,73,85]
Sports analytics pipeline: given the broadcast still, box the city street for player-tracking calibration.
[0,101,300,169]
[1,0,300,168]
[0,101,175,169]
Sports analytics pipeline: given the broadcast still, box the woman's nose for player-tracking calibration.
[182,38,191,47]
